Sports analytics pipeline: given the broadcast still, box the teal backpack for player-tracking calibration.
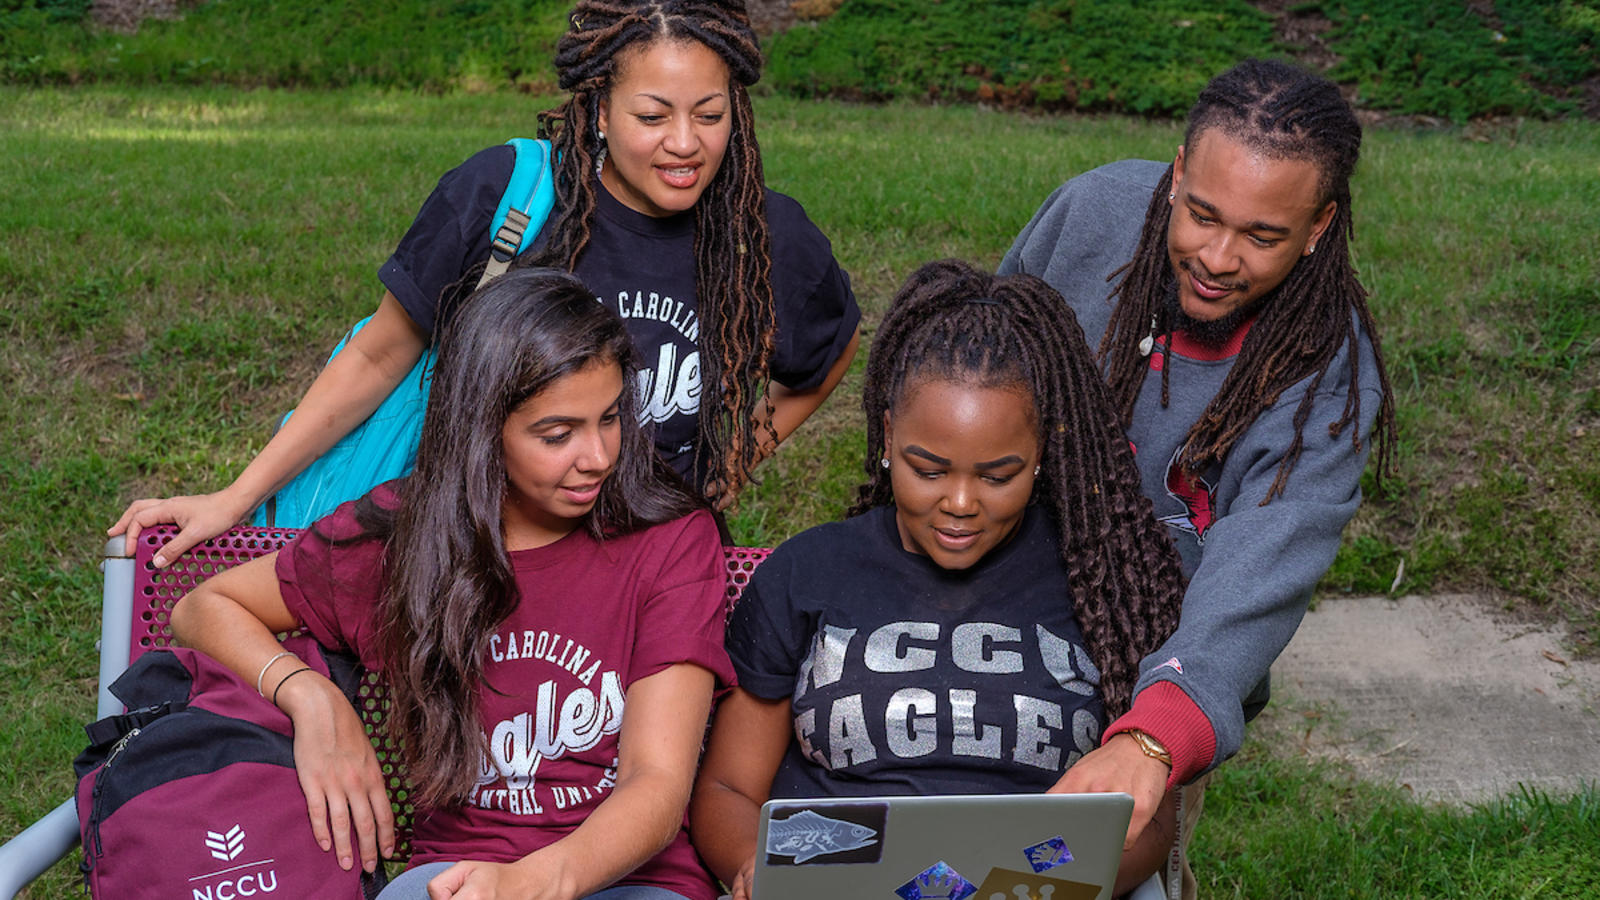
[254,138,556,528]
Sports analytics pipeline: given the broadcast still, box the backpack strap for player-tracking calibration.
[81,702,184,750]
[478,138,556,290]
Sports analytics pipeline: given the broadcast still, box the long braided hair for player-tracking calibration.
[851,260,1186,718]
[1101,58,1396,501]
[521,0,773,506]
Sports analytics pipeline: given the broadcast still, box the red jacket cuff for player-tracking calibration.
[1105,681,1216,788]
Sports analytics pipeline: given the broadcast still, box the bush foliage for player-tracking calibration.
[2,0,570,91]
[762,0,1276,114]
[1324,0,1600,121]
[3,0,1596,120]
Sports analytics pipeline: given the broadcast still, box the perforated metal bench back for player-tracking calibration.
[128,525,769,860]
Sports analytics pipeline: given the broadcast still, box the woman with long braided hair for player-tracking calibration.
[113,0,860,560]
[689,260,1188,900]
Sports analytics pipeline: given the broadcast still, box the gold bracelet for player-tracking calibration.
[1127,729,1172,767]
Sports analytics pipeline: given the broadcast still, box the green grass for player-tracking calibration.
[1196,737,1600,898]
[2,86,1598,896]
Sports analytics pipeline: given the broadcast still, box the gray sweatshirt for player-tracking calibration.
[999,159,1383,779]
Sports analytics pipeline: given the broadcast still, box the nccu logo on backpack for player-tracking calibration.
[74,637,385,899]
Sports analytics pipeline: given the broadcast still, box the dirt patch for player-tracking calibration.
[1252,0,1340,74]
[90,0,201,32]
[1266,593,1600,804]
[746,0,798,37]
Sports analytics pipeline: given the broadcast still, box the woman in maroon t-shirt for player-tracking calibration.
[173,269,733,900]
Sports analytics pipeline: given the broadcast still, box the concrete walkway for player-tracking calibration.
[1265,593,1600,805]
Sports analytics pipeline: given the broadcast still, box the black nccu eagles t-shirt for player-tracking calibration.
[377,144,860,485]
[728,505,1108,798]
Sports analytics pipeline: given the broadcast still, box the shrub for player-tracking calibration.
[1,0,570,90]
[1323,0,1598,121]
[762,0,1278,115]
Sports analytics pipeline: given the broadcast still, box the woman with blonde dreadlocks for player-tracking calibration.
[689,260,1189,899]
[111,0,861,561]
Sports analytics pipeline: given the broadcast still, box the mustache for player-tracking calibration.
[1179,258,1249,293]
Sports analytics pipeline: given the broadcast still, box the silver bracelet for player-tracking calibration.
[255,650,295,696]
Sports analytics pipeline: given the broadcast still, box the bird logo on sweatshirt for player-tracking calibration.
[1159,446,1218,543]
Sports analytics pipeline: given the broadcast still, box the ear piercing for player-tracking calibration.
[594,130,608,177]
[880,457,890,470]
[1034,465,1041,476]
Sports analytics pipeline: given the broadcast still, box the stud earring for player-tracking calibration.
[1033,465,1041,476]
[1168,191,1175,201]
[880,457,890,470]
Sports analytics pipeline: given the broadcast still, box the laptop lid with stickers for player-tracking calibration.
[752,793,1134,900]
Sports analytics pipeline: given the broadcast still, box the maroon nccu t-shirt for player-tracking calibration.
[276,486,731,899]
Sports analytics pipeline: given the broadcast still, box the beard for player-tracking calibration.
[1164,268,1270,349]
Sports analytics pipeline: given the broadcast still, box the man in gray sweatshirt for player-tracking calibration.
[1000,58,1395,896]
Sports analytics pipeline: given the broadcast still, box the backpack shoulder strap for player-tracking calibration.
[478,137,556,289]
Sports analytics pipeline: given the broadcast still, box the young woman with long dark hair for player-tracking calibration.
[172,268,734,900]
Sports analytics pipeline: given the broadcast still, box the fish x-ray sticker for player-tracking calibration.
[973,868,1099,900]
[1022,836,1073,873]
[764,803,886,865]
[894,860,977,900]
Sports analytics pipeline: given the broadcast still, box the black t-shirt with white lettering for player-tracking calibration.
[728,504,1107,798]
[378,144,860,485]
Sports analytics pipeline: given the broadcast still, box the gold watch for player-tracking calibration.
[1126,729,1172,768]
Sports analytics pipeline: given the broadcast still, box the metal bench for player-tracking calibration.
[0,525,769,898]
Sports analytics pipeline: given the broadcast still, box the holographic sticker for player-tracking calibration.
[895,861,977,900]
[973,868,1099,900]
[765,808,882,864]
[1022,836,1073,873]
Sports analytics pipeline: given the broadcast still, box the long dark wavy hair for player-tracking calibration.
[1101,58,1396,502]
[346,267,703,807]
[851,260,1186,718]
[517,0,774,506]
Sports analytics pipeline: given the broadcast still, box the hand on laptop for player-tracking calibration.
[1048,732,1169,851]
[729,855,756,900]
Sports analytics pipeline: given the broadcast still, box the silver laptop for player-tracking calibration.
[753,793,1133,900]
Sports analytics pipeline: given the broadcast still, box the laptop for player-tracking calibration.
[752,793,1134,900]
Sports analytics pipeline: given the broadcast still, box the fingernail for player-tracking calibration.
[341,855,352,870]
[320,839,331,851]
[153,555,167,567]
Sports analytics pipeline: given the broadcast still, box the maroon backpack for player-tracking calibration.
[74,637,385,899]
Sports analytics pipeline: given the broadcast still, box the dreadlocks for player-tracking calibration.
[851,259,1186,719]
[522,0,774,506]
[1102,58,1396,502]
